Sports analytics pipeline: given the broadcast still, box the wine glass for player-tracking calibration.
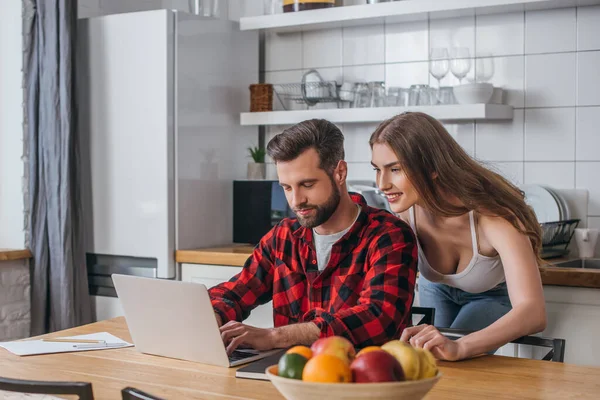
[450,47,471,84]
[429,48,450,89]
[475,53,495,83]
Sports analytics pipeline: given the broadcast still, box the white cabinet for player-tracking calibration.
[91,295,124,321]
[540,286,600,367]
[181,263,274,329]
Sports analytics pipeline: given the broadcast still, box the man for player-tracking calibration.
[210,119,417,354]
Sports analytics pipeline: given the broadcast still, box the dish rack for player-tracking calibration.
[273,81,349,109]
[540,219,580,259]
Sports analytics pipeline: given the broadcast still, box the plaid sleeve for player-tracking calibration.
[208,229,276,324]
[304,224,417,348]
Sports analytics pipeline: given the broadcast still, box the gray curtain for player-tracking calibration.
[23,0,92,335]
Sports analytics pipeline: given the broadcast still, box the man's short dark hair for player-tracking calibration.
[266,119,345,174]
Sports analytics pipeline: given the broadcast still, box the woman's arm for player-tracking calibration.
[452,215,547,358]
[401,215,546,361]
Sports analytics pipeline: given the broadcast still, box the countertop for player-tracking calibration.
[2,317,598,399]
[176,246,600,289]
[0,249,32,262]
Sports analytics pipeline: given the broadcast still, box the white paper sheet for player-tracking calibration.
[0,332,133,356]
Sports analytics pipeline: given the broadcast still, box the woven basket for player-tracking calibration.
[249,84,273,112]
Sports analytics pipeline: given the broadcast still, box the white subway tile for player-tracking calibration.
[476,12,524,57]
[385,62,429,88]
[430,16,475,57]
[303,28,343,69]
[343,25,385,66]
[577,51,600,106]
[476,109,524,162]
[445,123,475,157]
[576,162,600,215]
[525,53,576,107]
[576,107,600,161]
[525,108,576,161]
[265,32,302,72]
[524,162,575,189]
[385,20,429,63]
[525,8,576,54]
[577,5,600,51]
[343,64,385,83]
[488,162,524,186]
[343,123,379,163]
[486,56,524,108]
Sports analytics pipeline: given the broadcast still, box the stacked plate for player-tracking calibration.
[520,185,570,223]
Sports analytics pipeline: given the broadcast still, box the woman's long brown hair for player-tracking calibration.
[370,112,543,264]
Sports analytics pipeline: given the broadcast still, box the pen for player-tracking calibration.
[42,339,106,344]
[73,343,127,349]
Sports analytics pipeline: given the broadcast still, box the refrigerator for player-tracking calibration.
[77,9,258,320]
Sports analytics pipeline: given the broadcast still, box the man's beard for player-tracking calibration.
[294,180,341,229]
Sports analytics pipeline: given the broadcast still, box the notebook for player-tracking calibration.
[235,349,286,380]
[0,332,132,356]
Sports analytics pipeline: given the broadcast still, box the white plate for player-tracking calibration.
[521,185,561,223]
[543,186,564,221]
[550,188,571,220]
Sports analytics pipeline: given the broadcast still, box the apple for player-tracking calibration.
[310,336,356,365]
[350,350,405,383]
[381,340,421,380]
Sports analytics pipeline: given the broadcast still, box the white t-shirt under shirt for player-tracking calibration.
[312,205,361,271]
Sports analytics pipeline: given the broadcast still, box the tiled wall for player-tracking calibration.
[262,6,600,241]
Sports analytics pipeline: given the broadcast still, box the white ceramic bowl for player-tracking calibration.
[266,365,442,400]
[452,82,494,104]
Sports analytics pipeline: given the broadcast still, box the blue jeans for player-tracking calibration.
[418,275,512,330]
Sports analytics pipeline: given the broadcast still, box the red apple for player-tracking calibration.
[310,336,356,365]
[350,350,405,383]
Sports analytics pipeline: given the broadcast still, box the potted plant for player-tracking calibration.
[247,145,266,180]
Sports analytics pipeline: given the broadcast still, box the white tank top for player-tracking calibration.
[409,207,505,294]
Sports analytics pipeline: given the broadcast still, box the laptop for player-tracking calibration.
[111,274,279,367]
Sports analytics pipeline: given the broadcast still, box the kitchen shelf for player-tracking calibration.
[240,0,600,33]
[240,104,513,126]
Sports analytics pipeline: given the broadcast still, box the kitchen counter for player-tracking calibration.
[176,245,253,267]
[176,246,600,289]
[0,249,32,262]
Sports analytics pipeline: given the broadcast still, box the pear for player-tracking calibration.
[381,340,420,381]
[415,348,438,379]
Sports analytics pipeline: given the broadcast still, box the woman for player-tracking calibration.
[369,112,546,361]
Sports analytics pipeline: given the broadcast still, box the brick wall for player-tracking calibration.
[0,260,31,340]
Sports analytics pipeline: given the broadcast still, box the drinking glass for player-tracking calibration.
[353,83,370,108]
[475,54,495,83]
[429,48,449,89]
[368,81,386,107]
[263,0,283,15]
[450,47,471,84]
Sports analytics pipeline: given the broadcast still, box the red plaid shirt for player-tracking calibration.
[209,193,417,348]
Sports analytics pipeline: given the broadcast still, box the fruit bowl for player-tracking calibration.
[265,365,442,400]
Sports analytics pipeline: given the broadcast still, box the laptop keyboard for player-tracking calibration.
[229,350,256,363]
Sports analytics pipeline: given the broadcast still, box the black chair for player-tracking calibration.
[410,306,436,326]
[439,328,566,362]
[0,376,94,399]
[122,386,165,400]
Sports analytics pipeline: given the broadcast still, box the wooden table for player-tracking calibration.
[1,318,599,399]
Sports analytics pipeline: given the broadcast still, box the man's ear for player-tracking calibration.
[334,160,348,184]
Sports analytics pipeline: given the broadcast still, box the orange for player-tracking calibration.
[286,345,313,360]
[355,346,381,358]
[302,354,352,383]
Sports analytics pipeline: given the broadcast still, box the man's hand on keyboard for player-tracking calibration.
[220,321,276,355]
